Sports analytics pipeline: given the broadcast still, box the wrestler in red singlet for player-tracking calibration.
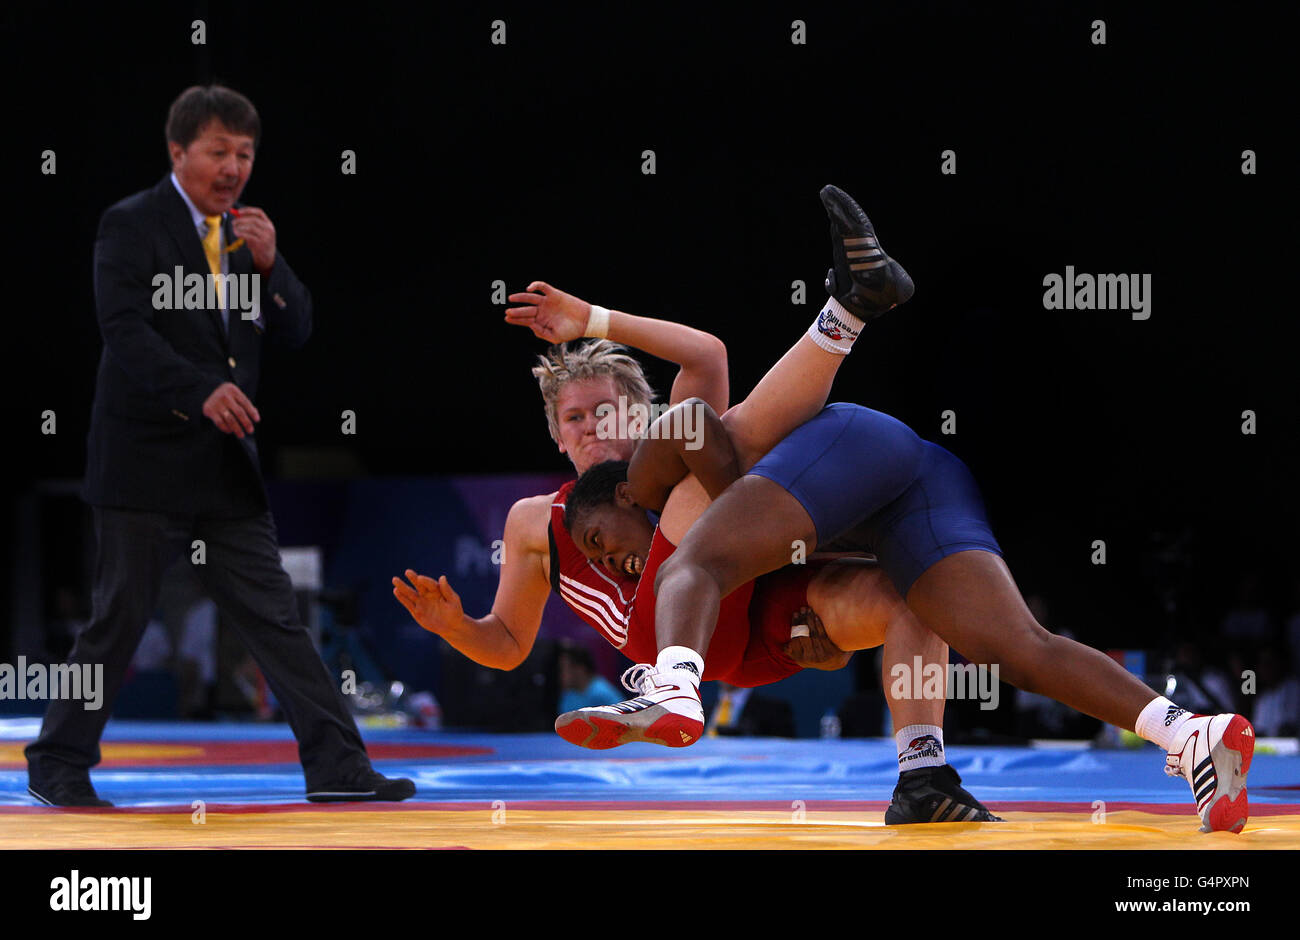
[625,528,827,688]
[551,483,824,687]
[547,480,639,651]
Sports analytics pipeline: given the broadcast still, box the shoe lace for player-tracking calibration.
[1163,730,1194,778]
[620,664,658,694]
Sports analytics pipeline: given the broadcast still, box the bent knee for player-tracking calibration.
[657,543,742,595]
[655,551,713,596]
[992,622,1059,691]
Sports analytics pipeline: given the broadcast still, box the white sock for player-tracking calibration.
[1134,696,1194,750]
[896,724,946,770]
[656,646,704,690]
[807,297,866,355]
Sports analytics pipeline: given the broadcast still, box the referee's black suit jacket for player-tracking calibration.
[83,174,311,515]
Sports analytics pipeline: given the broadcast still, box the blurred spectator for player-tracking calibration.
[1251,646,1299,737]
[120,596,217,718]
[231,652,277,720]
[1014,595,1100,739]
[1167,640,1237,716]
[557,643,620,713]
[1284,577,1300,679]
[1220,573,1276,647]
[176,598,218,718]
[835,650,888,737]
[837,692,887,738]
[706,682,795,738]
[129,615,171,671]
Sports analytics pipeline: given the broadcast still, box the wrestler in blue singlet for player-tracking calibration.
[746,403,1002,595]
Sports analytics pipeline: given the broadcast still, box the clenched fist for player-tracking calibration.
[783,606,852,671]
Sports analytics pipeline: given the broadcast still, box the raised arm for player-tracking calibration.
[392,494,553,671]
[229,204,313,349]
[504,282,729,413]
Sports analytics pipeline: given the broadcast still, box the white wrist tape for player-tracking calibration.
[585,305,611,338]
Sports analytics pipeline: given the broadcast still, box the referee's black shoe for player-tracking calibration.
[820,184,914,320]
[306,768,416,803]
[28,776,114,808]
[884,764,1002,824]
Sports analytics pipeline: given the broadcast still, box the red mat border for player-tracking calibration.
[0,740,493,769]
[3,800,1298,815]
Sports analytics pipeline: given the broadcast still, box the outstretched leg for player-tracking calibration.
[905,551,1151,727]
[722,184,913,469]
[905,551,1254,832]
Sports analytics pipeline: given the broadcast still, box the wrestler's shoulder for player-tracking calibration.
[504,492,557,555]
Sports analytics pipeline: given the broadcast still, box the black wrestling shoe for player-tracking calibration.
[884,764,1002,824]
[306,769,416,803]
[28,777,113,808]
[820,184,914,319]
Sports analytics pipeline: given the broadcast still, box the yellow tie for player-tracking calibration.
[202,215,223,307]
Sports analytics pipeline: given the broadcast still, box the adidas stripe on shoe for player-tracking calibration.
[819,184,915,320]
[1164,712,1254,833]
[555,663,704,750]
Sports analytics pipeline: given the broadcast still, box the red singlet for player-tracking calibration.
[625,529,824,688]
[547,480,639,650]
[548,482,823,687]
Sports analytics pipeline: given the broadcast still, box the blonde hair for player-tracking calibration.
[531,340,655,443]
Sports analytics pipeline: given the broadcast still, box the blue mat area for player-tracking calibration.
[3,719,1297,807]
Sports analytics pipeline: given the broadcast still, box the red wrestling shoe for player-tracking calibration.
[555,663,705,750]
[1164,713,1254,833]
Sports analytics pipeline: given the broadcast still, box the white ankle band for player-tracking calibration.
[807,297,865,354]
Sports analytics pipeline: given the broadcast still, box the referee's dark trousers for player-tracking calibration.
[26,507,370,788]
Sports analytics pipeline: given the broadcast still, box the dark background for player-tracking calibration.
[3,2,1296,666]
